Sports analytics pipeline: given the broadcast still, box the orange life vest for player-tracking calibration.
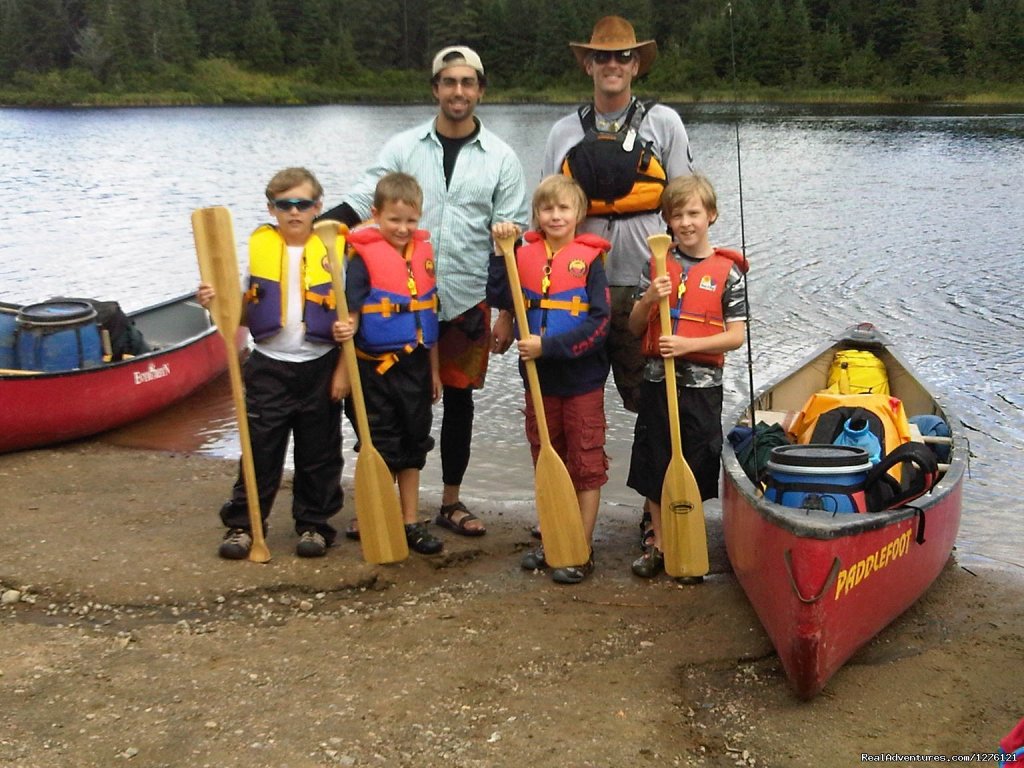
[347,227,438,354]
[641,247,747,367]
[515,231,610,338]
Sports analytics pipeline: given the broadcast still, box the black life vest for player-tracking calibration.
[561,98,667,218]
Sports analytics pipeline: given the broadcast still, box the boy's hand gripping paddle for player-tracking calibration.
[649,233,709,579]
[496,235,590,569]
[191,206,271,563]
[315,220,408,564]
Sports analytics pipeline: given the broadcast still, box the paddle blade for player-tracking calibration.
[660,454,709,578]
[533,444,590,569]
[191,206,242,338]
[353,447,409,564]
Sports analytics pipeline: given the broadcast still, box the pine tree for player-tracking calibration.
[242,0,284,71]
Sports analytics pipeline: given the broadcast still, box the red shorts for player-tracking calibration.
[523,387,608,491]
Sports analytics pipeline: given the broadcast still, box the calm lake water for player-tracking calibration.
[1,103,1022,569]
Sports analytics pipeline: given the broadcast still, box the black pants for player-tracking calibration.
[440,385,474,487]
[220,348,343,543]
[627,380,724,503]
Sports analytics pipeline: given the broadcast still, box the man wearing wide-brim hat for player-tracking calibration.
[543,16,694,415]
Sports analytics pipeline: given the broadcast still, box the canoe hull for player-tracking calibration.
[721,324,966,699]
[0,294,236,453]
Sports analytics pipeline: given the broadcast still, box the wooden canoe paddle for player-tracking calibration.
[191,206,270,563]
[314,220,408,564]
[649,233,709,579]
[495,235,590,569]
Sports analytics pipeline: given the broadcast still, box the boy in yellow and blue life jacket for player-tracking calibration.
[197,167,347,560]
[487,175,612,584]
[331,172,444,556]
[626,174,749,581]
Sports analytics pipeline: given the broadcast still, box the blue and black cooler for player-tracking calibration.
[15,300,103,372]
[765,444,873,514]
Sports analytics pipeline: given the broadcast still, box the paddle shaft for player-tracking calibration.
[496,237,553,448]
[650,235,682,448]
[315,222,374,448]
[191,206,270,563]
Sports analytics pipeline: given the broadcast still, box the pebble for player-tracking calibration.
[2,589,21,604]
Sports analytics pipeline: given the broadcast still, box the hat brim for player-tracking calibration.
[569,39,657,77]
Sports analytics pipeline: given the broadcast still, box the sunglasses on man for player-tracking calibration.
[271,198,318,212]
[591,50,635,65]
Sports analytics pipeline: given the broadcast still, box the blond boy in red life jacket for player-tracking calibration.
[626,174,749,580]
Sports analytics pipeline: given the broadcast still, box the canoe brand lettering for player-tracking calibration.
[834,529,912,600]
[133,362,171,384]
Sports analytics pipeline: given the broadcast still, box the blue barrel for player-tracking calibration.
[0,305,16,369]
[15,300,103,372]
[765,444,872,514]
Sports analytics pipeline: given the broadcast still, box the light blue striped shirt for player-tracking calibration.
[342,118,529,321]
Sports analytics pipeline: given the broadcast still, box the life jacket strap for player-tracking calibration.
[356,343,418,375]
[524,297,590,316]
[304,290,336,311]
[361,296,438,318]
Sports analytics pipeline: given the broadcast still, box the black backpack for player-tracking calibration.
[863,441,939,513]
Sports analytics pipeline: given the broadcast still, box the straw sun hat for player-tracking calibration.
[569,16,658,76]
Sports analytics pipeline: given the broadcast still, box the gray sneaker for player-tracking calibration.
[218,528,252,560]
[296,531,328,558]
[520,547,547,570]
[551,552,594,585]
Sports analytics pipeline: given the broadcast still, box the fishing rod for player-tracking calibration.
[727,2,761,485]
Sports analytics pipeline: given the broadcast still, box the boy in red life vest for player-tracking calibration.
[488,175,612,584]
[331,172,444,555]
[626,174,749,579]
[197,167,347,560]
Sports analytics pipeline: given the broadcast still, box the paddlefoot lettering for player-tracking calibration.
[133,362,171,385]
[835,529,912,600]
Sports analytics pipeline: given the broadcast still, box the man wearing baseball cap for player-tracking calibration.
[323,46,529,539]
[542,16,694,416]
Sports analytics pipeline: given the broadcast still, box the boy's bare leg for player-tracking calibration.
[577,488,600,548]
[397,469,419,525]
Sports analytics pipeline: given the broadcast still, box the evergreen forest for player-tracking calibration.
[1,0,1023,105]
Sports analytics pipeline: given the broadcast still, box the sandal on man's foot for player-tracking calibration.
[640,526,655,552]
[435,502,486,537]
[344,518,360,541]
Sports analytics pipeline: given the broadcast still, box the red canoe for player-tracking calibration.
[721,323,965,699]
[0,293,238,453]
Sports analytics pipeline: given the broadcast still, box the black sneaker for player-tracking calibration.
[631,547,665,579]
[520,547,547,570]
[405,522,443,555]
[218,528,252,560]
[551,552,594,585]
[296,531,328,558]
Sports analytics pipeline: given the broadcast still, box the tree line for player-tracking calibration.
[1,0,1022,101]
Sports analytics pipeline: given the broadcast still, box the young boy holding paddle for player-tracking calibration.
[626,174,748,579]
[197,167,347,560]
[331,172,444,556]
[489,175,611,584]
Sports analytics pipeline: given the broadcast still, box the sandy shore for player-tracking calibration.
[1,442,1021,767]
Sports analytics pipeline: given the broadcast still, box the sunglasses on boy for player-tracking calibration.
[271,198,317,212]
[591,50,635,65]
